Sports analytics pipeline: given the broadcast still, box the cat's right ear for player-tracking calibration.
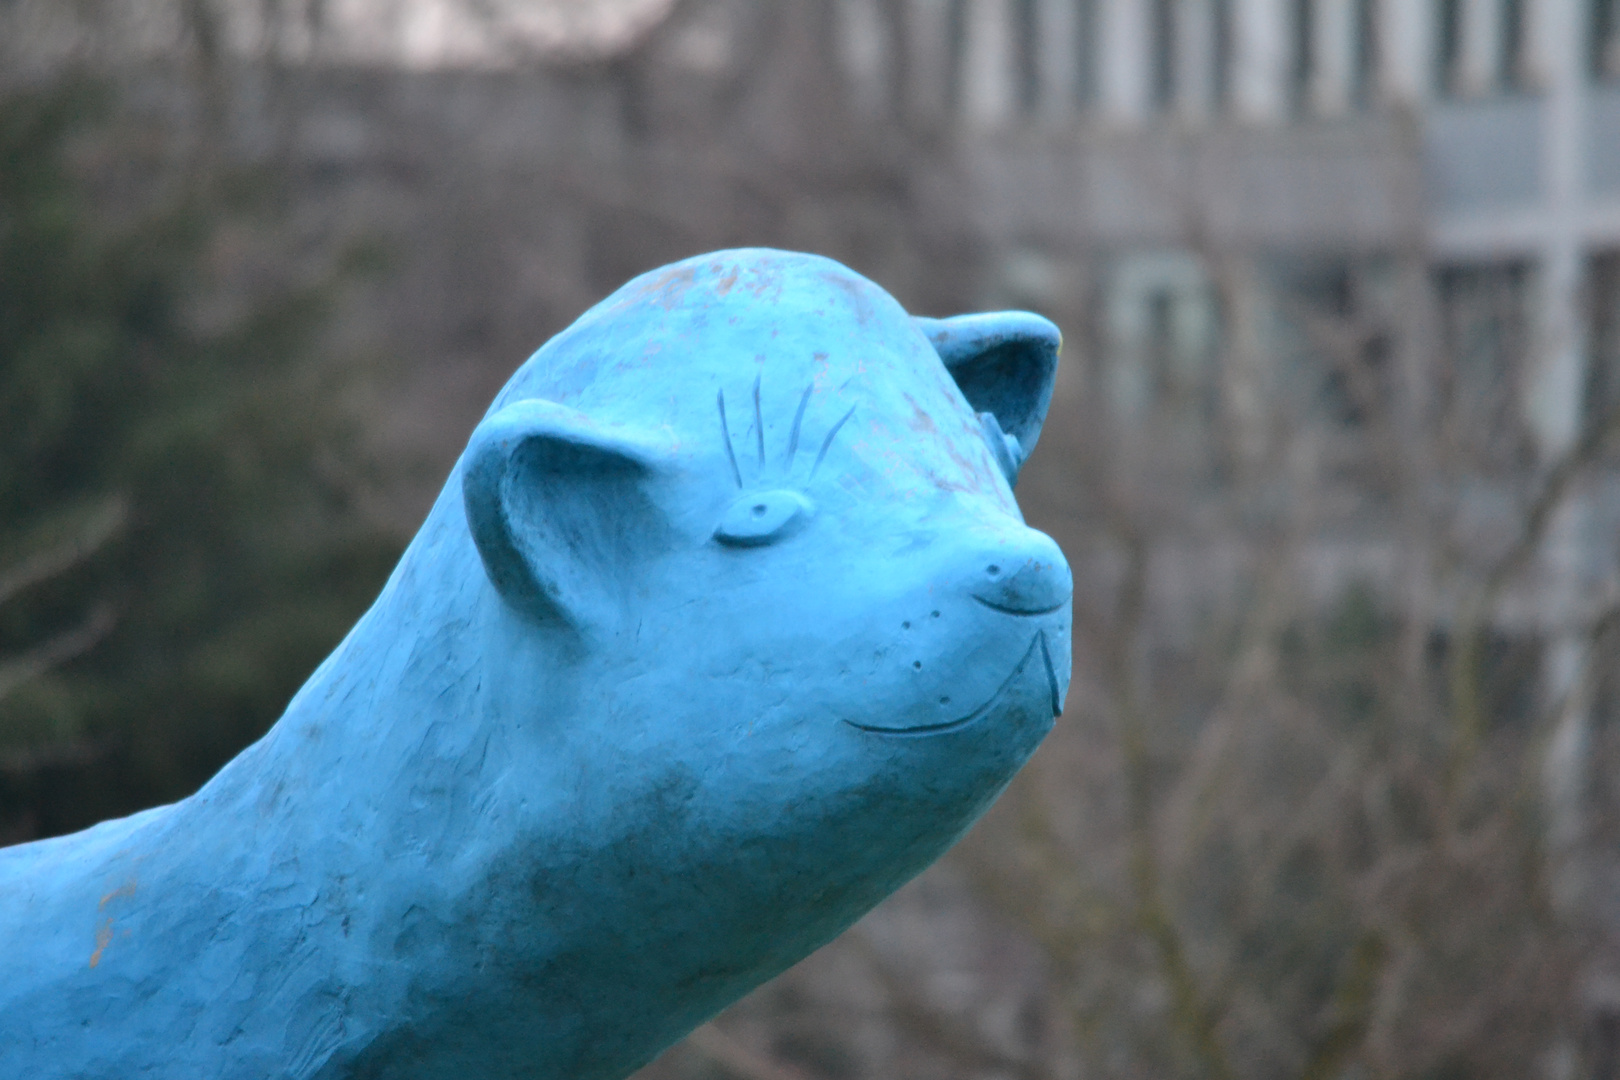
[914,312,1060,487]
[462,399,671,628]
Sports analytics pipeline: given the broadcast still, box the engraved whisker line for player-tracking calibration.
[752,373,765,468]
[811,406,856,478]
[716,389,743,489]
[785,384,812,467]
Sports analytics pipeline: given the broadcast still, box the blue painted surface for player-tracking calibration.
[0,249,1071,1079]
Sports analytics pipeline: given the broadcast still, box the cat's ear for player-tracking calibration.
[462,399,670,628]
[914,312,1060,487]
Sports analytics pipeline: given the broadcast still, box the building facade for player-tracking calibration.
[823,0,1620,457]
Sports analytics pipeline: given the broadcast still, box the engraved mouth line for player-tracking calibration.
[972,595,1069,617]
[844,632,1053,737]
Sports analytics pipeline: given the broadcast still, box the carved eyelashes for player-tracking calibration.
[716,377,855,490]
[713,376,851,548]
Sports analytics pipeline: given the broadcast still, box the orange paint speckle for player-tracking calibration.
[99,880,136,908]
[88,918,113,968]
[90,880,137,967]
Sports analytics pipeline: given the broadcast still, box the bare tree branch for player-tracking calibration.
[1448,397,1620,793]
[0,496,126,610]
[0,603,117,705]
[0,734,122,777]
[844,929,1055,1080]
[683,1023,818,1080]
[1106,530,1239,1080]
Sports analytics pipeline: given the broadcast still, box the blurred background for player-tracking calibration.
[5,0,1620,1076]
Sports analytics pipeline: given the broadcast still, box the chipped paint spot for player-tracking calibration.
[627,264,700,310]
[88,918,113,968]
[741,262,784,300]
[902,392,938,435]
[99,880,137,908]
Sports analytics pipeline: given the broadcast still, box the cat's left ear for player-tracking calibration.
[462,399,673,629]
[914,312,1060,488]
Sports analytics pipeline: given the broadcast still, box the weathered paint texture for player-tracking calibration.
[0,249,1071,1079]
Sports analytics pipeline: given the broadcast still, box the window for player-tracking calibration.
[1269,258,1395,430]
[1500,0,1525,89]
[1105,253,1221,425]
[1016,0,1040,115]
[945,0,969,112]
[1075,0,1098,107]
[1352,0,1378,107]
[1153,0,1178,111]
[1435,262,1533,465]
[1213,0,1233,110]
[1437,0,1462,95]
[1596,0,1620,80]
[1583,252,1620,434]
[1293,0,1315,111]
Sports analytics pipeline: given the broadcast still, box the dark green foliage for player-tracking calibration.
[0,76,403,842]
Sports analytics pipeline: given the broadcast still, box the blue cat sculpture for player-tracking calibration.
[0,249,1071,1079]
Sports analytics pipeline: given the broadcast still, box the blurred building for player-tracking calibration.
[817,0,1618,452]
[18,0,1615,470]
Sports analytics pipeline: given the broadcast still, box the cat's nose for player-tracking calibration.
[971,530,1071,616]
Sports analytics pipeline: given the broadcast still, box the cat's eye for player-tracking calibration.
[714,490,814,547]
